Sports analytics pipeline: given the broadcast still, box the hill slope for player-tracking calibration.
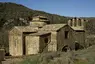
[0,2,68,30]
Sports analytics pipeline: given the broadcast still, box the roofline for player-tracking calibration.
[25,32,51,36]
[75,30,85,32]
[57,24,75,32]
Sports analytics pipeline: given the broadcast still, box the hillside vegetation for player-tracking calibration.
[6,45,95,64]
[0,2,68,30]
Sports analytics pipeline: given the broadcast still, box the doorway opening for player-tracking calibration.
[22,35,26,55]
[75,43,84,51]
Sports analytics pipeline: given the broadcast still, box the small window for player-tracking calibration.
[65,31,69,39]
[44,38,48,43]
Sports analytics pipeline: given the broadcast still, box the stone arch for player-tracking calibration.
[62,45,69,52]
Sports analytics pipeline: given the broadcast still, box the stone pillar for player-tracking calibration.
[76,18,79,27]
[81,19,84,27]
[72,18,75,27]
[68,19,71,26]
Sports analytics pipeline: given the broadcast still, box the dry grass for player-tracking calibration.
[6,45,95,64]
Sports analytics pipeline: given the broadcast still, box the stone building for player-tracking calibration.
[25,31,51,55]
[68,18,86,50]
[9,16,86,56]
[9,26,38,56]
[39,24,75,52]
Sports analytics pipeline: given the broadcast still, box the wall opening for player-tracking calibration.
[79,19,81,26]
[64,31,69,39]
[75,43,84,51]
[62,45,68,52]
[22,35,26,55]
[44,38,48,43]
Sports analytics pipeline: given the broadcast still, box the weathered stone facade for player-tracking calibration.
[68,18,86,50]
[39,24,75,52]
[25,32,51,55]
[9,26,38,56]
[9,16,86,56]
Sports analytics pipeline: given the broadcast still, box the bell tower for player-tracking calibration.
[68,18,87,30]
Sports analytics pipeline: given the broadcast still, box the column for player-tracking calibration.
[68,19,71,26]
[72,18,75,27]
[76,18,79,27]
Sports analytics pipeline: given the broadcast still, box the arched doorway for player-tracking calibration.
[62,45,69,52]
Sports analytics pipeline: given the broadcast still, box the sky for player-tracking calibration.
[0,0,95,17]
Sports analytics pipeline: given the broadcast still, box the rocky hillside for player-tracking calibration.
[0,2,68,30]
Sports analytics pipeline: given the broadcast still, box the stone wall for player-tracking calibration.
[57,25,75,51]
[74,31,85,47]
[25,36,39,55]
[9,35,23,56]
[39,34,51,53]
[48,32,57,52]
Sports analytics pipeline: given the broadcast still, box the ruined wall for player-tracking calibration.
[57,26,75,51]
[9,34,23,56]
[39,34,51,53]
[25,36,39,55]
[48,32,57,52]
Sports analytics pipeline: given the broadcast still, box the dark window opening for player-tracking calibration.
[75,43,84,51]
[23,32,36,35]
[40,18,48,20]
[44,38,48,43]
[23,35,26,55]
[65,31,69,39]
[70,20,72,26]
